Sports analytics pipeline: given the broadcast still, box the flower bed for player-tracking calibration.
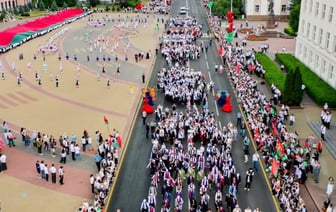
[246,34,268,41]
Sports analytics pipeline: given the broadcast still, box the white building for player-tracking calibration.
[295,0,336,89]
[244,0,291,20]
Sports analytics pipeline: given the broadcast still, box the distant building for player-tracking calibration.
[244,0,291,20]
[0,0,29,11]
[295,0,336,89]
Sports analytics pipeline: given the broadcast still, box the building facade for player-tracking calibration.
[244,0,291,20]
[0,0,29,11]
[295,0,336,89]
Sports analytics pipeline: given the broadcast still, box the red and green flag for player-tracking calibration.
[103,116,109,125]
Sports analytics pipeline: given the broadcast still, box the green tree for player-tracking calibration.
[50,1,58,11]
[38,1,46,11]
[27,2,34,10]
[282,69,295,105]
[212,0,243,17]
[289,1,301,33]
[19,5,24,14]
[13,7,19,15]
[292,67,303,104]
[56,0,64,7]
[23,4,30,12]
[87,0,99,7]
[66,0,77,7]
[62,1,68,8]
[283,67,303,106]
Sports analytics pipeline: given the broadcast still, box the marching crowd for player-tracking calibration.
[142,103,244,212]
[161,16,202,67]
[157,67,207,105]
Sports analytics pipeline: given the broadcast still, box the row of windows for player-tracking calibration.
[300,20,336,53]
[1,0,17,10]
[254,4,288,13]
[303,0,334,23]
[298,43,335,80]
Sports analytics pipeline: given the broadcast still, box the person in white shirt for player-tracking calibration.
[50,164,57,184]
[289,114,295,127]
[0,153,7,171]
[39,161,45,179]
[70,142,76,161]
[75,144,82,160]
[252,152,259,171]
[44,164,49,182]
[59,166,64,185]
[90,174,95,193]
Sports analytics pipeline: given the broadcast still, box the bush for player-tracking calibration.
[284,27,297,37]
[255,53,286,92]
[276,53,336,107]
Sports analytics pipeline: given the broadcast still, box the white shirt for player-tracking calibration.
[252,153,259,162]
[0,154,6,162]
[50,166,56,174]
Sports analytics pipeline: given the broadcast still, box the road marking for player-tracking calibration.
[208,71,211,81]
[214,100,219,116]
[206,61,209,70]
[219,121,222,129]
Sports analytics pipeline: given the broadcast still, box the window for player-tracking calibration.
[322,59,326,73]
[303,0,307,12]
[255,5,260,13]
[329,7,334,22]
[1,2,3,10]
[312,25,317,41]
[334,35,336,53]
[306,22,310,38]
[326,32,331,49]
[308,50,312,64]
[298,43,302,55]
[301,20,305,34]
[322,4,326,19]
[303,47,307,59]
[319,28,323,44]
[329,65,334,79]
[309,0,312,13]
[315,2,319,16]
[281,5,287,12]
[314,55,319,69]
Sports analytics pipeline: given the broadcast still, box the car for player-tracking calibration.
[180,9,187,14]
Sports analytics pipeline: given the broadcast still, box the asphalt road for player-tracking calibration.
[107,0,278,211]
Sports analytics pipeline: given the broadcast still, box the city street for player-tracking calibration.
[107,0,277,211]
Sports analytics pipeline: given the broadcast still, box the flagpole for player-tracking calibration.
[230,0,233,12]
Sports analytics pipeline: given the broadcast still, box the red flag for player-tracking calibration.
[103,116,109,125]
[271,159,279,177]
[117,136,122,148]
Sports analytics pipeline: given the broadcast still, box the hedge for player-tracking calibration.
[276,53,336,107]
[284,27,297,37]
[255,53,285,92]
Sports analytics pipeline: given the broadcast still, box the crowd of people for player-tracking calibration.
[143,103,243,211]
[161,16,202,67]
[223,33,310,211]
[157,67,207,105]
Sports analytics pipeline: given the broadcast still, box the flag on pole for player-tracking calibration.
[226,33,234,43]
[271,159,279,177]
[103,116,109,125]
[207,1,214,8]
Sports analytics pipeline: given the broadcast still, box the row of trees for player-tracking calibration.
[211,0,244,17]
